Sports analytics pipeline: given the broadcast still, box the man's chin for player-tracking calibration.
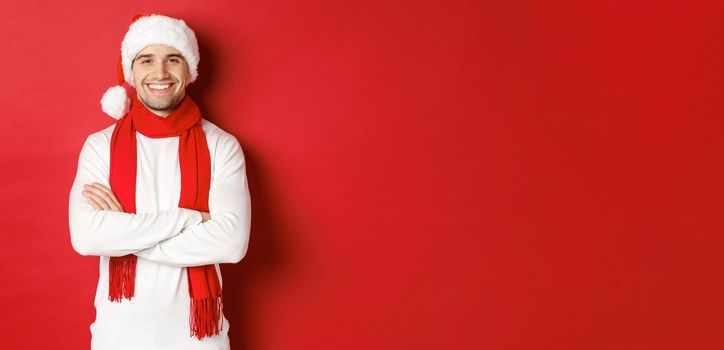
[147,102,175,110]
[142,92,181,105]
[138,95,183,116]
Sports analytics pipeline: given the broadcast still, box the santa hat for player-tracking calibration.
[101,14,200,119]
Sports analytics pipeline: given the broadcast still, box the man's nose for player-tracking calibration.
[150,62,171,80]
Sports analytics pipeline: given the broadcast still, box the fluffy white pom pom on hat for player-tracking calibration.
[101,86,130,120]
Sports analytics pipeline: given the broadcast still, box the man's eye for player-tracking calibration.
[169,58,180,63]
[141,59,151,64]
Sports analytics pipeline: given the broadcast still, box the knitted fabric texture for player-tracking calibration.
[108,93,223,339]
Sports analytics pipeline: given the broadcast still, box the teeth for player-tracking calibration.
[148,83,171,90]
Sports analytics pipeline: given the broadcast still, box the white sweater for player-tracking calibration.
[68,119,251,350]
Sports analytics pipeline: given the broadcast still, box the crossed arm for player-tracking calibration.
[82,183,211,222]
[68,133,251,267]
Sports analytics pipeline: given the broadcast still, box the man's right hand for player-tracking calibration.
[201,212,211,223]
[83,183,124,212]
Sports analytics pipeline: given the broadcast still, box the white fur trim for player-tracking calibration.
[101,85,130,119]
[121,15,199,86]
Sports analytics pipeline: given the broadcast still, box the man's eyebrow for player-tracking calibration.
[133,53,186,62]
[134,54,153,61]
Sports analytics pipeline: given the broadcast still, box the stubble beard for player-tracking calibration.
[138,91,183,111]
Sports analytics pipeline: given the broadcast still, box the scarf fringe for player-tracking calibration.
[109,97,222,339]
[189,296,224,340]
[108,256,137,302]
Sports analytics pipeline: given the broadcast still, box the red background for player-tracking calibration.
[1,0,723,349]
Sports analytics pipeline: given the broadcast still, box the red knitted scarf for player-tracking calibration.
[108,92,223,339]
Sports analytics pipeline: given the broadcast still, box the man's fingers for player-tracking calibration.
[90,182,114,197]
[83,190,111,210]
[89,183,124,211]
[84,186,113,210]
[87,183,115,201]
[86,196,103,210]
[84,183,123,211]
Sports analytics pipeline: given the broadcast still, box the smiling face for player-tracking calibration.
[130,44,191,117]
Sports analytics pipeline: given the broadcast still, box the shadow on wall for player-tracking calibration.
[191,28,291,350]
[188,29,221,113]
[223,146,291,350]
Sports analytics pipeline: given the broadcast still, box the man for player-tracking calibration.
[68,14,251,350]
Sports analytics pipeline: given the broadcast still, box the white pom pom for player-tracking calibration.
[101,85,130,119]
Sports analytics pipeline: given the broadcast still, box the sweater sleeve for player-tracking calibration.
[134,135,251,267]
[68,132,203,257]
